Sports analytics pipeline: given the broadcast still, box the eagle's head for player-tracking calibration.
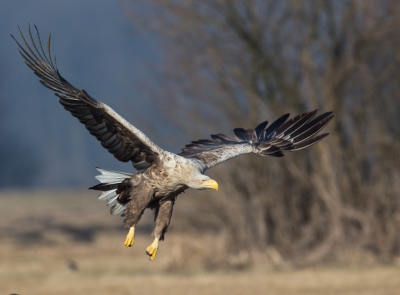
[186,174,218,191]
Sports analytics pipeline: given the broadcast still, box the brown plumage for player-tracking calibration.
[12,26,334,261]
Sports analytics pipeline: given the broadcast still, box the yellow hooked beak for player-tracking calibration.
[203,179,218,190]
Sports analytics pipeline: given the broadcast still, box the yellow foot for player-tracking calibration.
[124,227,135,247]
[146,238,159,261]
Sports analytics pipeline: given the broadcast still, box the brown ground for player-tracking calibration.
[1,191,399,295]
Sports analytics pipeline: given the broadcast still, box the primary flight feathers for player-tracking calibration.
[12,26,164,173]
[180,109,333,169]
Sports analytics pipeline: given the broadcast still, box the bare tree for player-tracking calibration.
[123,0,400,268]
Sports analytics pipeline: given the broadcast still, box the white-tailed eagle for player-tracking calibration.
[13,26,334,261]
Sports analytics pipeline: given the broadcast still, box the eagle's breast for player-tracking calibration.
[144,152,196,195]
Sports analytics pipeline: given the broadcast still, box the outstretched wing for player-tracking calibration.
[12,26,165,173]
[179,110,334,170]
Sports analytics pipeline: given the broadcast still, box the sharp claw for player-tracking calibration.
[150,252,157,261]
[124,227,135,247]
[146,239,159,261]
[146,249,157,261]
[124,239,133,247]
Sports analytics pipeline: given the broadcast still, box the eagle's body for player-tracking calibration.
[13,26,334,260]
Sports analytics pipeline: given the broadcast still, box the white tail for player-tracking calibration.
[93,167,131,216]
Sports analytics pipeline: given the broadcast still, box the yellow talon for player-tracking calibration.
[146,238,159,261]
[124,227,135,247]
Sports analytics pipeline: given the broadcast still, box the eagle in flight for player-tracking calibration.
[13,26,334,261]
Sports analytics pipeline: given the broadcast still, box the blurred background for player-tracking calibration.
[1,1,400,294]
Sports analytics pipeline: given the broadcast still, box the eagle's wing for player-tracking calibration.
[12,26,165,173]
[179,110,334,170]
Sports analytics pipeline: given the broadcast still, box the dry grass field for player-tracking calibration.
[1,191,399,295]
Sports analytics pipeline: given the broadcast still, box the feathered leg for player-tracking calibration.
[123,190,153,248]
[146,200,174,261]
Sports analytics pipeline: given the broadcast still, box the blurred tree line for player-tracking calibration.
[125,0,400,267]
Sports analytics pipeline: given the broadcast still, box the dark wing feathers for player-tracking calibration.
[264,113,290,139]
[289,133,330,151]
[13,26,164,173]
[211,133,240,143]
[291,111,333,140]
[254,121,268,139]
[275,110,317,138]
[179,110,334,169]
[233,128,249,141]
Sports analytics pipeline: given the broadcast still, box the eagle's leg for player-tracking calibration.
[146,200,174,261]
[124,226,135,247]
[123,190,153,248]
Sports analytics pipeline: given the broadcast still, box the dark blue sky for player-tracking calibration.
[0,1,171,188]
